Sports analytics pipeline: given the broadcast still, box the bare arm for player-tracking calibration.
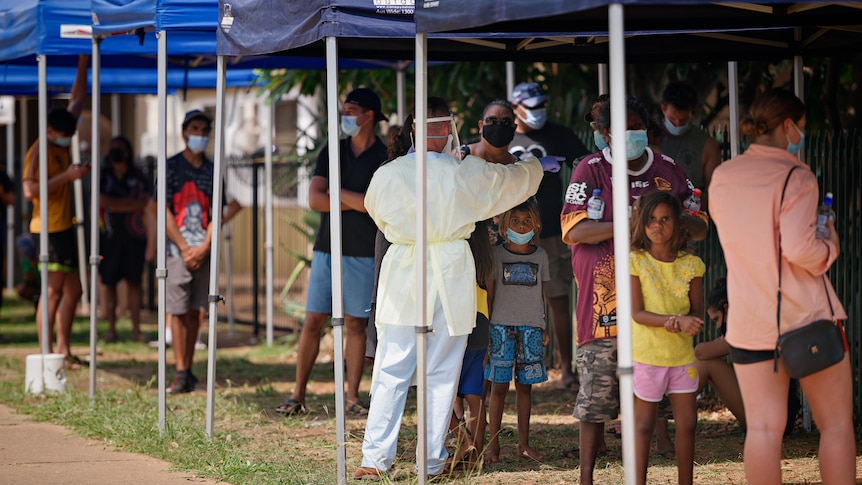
[565,219,615,245]
[631,274,704,336]
[22,145,89,200]
[66,55,89,120]
[694,336,730,360]
[100,194,149,213]
[308,175,367,213]
[222,200,242,225]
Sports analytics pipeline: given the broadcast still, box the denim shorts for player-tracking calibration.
[484,324,548,385]
[305,251,374,318]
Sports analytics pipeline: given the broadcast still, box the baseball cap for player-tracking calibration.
[344,87,386,122]
[511,82,547,109]
[182,109,212,130]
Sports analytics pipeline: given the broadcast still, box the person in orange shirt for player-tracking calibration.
[21,55,91,370]
[709,88,854,484]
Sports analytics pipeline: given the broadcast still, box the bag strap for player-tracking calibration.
[775,166,799,372]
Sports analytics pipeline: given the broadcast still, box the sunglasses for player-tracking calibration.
[483,116,515,127]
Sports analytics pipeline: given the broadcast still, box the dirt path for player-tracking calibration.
[0,403,228,485]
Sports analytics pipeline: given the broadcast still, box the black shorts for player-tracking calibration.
[32,228,78,272]
[99,234,146,286]
[728,345,776,365]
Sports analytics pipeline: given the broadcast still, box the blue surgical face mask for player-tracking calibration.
[53,136,72,147]
[506,228,535,245]
[786,121,804,156]
[518,107,547,130]
[623,129,648,160]
[340,115,360,137]
[187,135,208,154]
[593,130,608,151]
[663,117,690,136]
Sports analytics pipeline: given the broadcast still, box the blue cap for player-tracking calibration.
[512,82,547,109]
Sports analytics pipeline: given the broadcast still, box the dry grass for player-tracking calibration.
[1,302,861,484]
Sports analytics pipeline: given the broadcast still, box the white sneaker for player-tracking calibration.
[194,340,207,350]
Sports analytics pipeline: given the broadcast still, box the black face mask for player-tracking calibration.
[482,124,516,148]
[107,148,127,165]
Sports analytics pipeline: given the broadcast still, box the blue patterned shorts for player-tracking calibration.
[484,324,548,385]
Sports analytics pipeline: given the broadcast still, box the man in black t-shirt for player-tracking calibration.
[148,110,241,394]
[509,82,589,391]
[275,88,388,417]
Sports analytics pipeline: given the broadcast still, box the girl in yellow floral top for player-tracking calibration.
[629,190,705,485]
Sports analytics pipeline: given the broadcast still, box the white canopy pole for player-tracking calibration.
[506,61,515,100]
[414,31,429,485]
[205,55,228,439]
[608,5,635,485]
[38,55,49,356]
[598,63,609,95]
[396,66,406,125]
[5,99,14,294]
[264,96,274,347]
[71,138,89,315]
[727,62,740,159]
[110,94,120,137]
[89,38,102,398]
[325,36,348,485]
[156,30,168,433]
[223,222,235,337]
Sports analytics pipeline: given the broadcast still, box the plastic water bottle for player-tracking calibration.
[587,189,605,221]
[815,192,834,239]
[683,188,702,216]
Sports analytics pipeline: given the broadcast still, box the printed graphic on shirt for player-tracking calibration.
[592,253,617,338]
[509,143,548,161]
[502,261,539,286]
[173,181,211,250]
[565,181,588,205]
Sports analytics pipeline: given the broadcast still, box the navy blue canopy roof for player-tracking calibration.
[413,1,862,61]
[216,0,862,62]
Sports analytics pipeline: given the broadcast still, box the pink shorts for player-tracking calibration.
[633,362,698,402]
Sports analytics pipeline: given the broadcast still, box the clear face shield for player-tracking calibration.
[417,114,461,160]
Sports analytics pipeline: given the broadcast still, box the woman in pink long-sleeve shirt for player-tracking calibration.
[709,88,854,485]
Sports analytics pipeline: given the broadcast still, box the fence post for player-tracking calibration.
[252,162,260,337]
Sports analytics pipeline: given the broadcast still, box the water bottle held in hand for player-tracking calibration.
[683,188,702,216]
[587,189,605,221]
[815,192,834,239]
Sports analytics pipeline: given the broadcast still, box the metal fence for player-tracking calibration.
[142,157,311,338]
[569,127,862,422]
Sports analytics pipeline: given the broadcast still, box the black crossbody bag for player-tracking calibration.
[774,166,845,379]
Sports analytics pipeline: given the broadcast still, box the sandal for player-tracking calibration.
[65,355,89,371]
[347,399,370,416]
[275,398,307,416]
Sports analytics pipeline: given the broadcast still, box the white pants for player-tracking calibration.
[360,298,468,475]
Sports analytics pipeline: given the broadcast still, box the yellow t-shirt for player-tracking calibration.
[630,250,705,367]
[24,140,73,234]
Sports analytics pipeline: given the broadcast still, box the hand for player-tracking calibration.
[66,163,90,181]
[677,315,704,336]
[664,316,681,333]
[542,329,550,346]
[826,218,841,250]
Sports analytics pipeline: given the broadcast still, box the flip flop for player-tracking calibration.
[347,399,370,416]
[65,355,88,371]
[274,398,307,416]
